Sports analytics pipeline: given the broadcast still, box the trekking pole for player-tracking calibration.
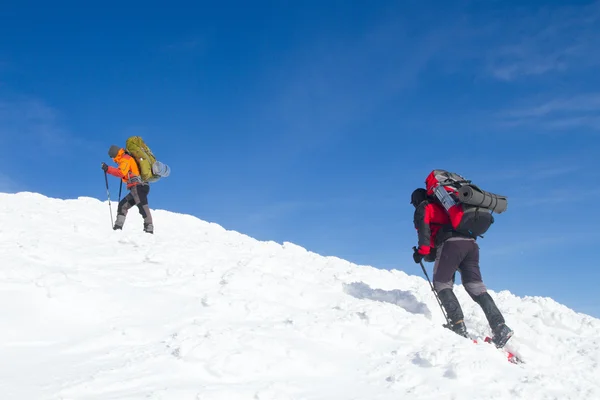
[104,171,114,227]
[413,246,452,329]
[118,180,123,203]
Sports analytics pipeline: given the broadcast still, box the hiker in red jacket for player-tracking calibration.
[411,188,513,348]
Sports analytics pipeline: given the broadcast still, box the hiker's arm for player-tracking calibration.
[106,160,128,179]
[414,203,432,254]
[106,166,123,178]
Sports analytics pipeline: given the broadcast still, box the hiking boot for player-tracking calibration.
[450,320,468,338]
[491,323,513,348]
[113,215,125,230]
[144,223,154,234]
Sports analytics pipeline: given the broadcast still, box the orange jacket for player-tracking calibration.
[106,148,143,189]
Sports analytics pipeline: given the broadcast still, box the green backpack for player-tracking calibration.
[125,136,171,183]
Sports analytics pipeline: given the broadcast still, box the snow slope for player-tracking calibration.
[0,192,598,400]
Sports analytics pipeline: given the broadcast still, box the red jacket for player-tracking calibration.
[413,200,452,255]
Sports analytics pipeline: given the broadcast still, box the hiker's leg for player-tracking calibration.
[433,240,465,326]
[131,184,153,232]
[461,240,506,331]
[114,192,135,229]
[459,239,487,298]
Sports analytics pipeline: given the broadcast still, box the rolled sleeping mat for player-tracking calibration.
[152,161,171,178]
[457,185,508,214]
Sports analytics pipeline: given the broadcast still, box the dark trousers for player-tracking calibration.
[116,184,152,226]
[433,237,486,297]
[433,237,505,329]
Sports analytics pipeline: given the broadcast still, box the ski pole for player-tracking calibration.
[413,246,452,329]
[104,171,114,227]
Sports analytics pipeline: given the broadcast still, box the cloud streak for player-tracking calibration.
[499,93,600,131]
[470,162,583,186]
[486,236,576,257]
[484,2,600,81]
[253,8,459,161]
[0,97,69,147]
[504,94,600,118]
[243,200,324,226]
[0,95,99,157]
[0,172,20,193]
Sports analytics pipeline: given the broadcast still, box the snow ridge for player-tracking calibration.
[0,192,598,400]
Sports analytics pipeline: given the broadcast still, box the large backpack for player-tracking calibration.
[125,136,171,183]
[425,169,508,238]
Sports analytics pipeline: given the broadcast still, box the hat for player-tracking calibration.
[410,188,428,207]
[108,145,120,158]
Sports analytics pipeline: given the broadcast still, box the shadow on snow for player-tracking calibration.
[343,282,431,318]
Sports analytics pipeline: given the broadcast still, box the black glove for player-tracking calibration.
[424,247,437,262]
[413,247,424,264]
[101,162,109,172]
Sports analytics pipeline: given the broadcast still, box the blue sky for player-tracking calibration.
[1,0,599,318]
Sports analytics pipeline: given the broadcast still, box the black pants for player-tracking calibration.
[116,184,152,226]
[433,237,505,329]
[433,237,486,297]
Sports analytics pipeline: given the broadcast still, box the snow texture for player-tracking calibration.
[0,192,598,399]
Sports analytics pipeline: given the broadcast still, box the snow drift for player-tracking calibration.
[0,192,598,400]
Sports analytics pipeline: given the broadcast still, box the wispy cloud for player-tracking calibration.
[484,2,600,81]
[0,172,20,193]
[504,94,600,119]
[499,93,600,131]
[516,190,583,208]
[487,44,568,82]
[0,97,69,147]
[0,95,100,154]
[244,200,324,226]
[471,162,583,185]
[253,9,458,161]
[530,165,582,179]
[487,236,575,257]
[241,192,404,228]
[506,185,600,209]
[243,196,366,225]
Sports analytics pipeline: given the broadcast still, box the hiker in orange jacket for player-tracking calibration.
[102,145,153,234]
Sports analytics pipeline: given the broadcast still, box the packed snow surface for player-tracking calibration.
[0,192,598,400]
